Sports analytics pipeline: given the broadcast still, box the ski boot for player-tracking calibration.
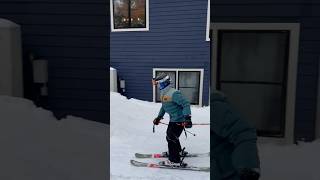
[161,151,169,157]
[161,150,189,158]
[158,160,188,168]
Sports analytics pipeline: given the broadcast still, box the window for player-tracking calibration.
[155,71,176,102]
[178,71,201,104]
[153,69,204,106]
[218,30,290,138]
[211,23,300,142]
[110,0,149,32]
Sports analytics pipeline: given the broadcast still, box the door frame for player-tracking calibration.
[211,23,300,143]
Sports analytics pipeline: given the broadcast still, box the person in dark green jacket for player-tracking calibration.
[152,73,192,166]
[212,90,260,180]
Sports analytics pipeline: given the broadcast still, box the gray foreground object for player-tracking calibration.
[0,18,23,97]
[0,96,109,180]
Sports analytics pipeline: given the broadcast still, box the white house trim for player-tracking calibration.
[211,23,300,143]
[110,0,149,32]
[205,0,210,41]
[153,68,204,106]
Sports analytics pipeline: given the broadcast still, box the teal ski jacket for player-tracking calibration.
[157,86,191,122]
[211,91,260,180]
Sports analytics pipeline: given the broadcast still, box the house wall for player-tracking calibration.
[211,0,320,141]
[0,0,109,123]
[110,0,210,105]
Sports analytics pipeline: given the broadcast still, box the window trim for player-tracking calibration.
[205,0,210,41]
[211,23,300,143]
[153,68,204,106]
[110,0,150,32]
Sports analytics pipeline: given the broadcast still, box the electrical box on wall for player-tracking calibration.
[110,67,118,92]
[0,19,23,97]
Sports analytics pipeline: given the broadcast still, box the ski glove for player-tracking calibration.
[184,115,192,128]
[239,168,260,180]
[153,117,162,125]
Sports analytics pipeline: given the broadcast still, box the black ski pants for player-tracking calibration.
[166,122,184,163]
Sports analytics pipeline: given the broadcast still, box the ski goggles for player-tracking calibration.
[152,75,170,86]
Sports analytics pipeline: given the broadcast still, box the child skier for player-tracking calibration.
[152,73,192,167]
[212,90,260,180]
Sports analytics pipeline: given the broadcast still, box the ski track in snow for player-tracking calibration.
[110,92,210,180]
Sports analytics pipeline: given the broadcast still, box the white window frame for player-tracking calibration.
[205,0,210,41]
[211,23,300,143]
[110,0,150,32]
[153,68,204,106]
[316,57,320,139]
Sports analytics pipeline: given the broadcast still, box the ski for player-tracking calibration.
[135,152,210,158]
[130,160,210,172]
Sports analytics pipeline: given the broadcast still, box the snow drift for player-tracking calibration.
[0,95,108,180]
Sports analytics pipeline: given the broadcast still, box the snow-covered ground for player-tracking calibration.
[111,92,320,180]
[2,92,319,180]
[110,92,210,180]
[0,95,108,180]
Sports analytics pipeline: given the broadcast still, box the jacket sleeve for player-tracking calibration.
[212,100,260,171]
[157,105,165,118]
[172,91,191,117]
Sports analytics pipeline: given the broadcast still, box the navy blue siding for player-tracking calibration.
[0,0,109,124]
[211,0,320,141]
[111,0,210,105]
